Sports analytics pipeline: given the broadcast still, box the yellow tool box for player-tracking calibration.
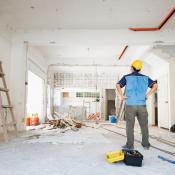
[105,150,124,163]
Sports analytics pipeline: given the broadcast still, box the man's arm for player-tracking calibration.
[116,76,126,101]
[146,83,158,99]
[116,84,125,101]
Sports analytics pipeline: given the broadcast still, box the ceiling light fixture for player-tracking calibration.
[30,6,35,9]
[49,41,56,44]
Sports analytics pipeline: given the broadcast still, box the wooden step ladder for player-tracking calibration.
[0,61,17,142]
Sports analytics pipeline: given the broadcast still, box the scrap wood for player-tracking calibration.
[72,119,83,128]
[88,113,100,121]
[44,118,83,131]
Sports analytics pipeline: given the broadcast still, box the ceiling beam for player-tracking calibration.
[14,29,175,46]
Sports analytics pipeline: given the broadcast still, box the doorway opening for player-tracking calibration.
[158,74,169,129]
[27,70,44,123]
[105,89,116,120]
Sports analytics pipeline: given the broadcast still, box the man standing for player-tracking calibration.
[116,60,157,150]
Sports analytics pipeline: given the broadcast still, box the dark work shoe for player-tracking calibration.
[142,144,150,150]
[122,144,134,150]
[143,146,150,150]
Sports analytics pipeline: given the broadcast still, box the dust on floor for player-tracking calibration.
[0,126,174,175]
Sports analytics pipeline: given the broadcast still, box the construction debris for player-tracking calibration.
[44,118,83,132]
[26,112,85,132]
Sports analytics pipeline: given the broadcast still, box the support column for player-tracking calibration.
[9,39,27,131]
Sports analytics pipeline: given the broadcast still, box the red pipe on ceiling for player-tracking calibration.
[129,27,159,31]
[118,45,128,60]
[158,6,175,29]
[129,6,175,31]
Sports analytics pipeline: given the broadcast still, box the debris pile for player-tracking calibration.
[44,118,83,132]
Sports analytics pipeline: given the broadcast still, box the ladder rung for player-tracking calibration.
[0,87,9,92]
[1,122,16,127]
[2,105,13,109]
[0,72,5,77]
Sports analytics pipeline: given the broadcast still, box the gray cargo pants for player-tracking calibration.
[125,105,150,148]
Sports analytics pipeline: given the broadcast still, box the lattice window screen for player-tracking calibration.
[54,72,118,89]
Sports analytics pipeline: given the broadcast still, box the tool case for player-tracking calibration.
[105,150,124,163]
[122,150,143,167]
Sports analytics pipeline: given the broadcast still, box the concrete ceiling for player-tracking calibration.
[0,0,175,30]
[36,45,125,58]
[1,0,175,67]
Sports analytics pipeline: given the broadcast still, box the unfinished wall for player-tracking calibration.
[49,65,128,119]
[49,64,154,120]
[0,31,49,131]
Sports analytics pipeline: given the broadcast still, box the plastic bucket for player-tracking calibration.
[109,115,117,123]
[31,113,39,126]
[26,117,31,126]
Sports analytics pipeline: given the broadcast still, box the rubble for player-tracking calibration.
[44,118,83,132]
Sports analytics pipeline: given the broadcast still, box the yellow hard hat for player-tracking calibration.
[131,60,142,70]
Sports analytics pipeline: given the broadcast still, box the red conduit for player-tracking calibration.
[118,45,128,60]
[158,6,175,29]
[129,6,175,31]
[129,27,159,31]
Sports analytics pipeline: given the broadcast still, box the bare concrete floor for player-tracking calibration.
[0,124,174,175]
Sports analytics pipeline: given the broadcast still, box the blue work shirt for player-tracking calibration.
[117,71,156,106]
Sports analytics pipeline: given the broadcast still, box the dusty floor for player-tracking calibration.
[0,124,174,175]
